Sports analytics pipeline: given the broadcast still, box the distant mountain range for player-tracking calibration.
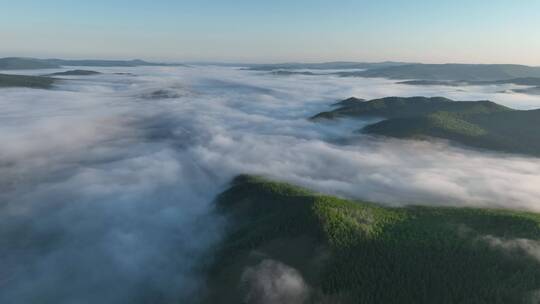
[313,96,540,156]
[336,64,540,81]
[246,61,410,71]
[5,58,540,84]
[399,77,540,87]
[205,174,540,303]
[250,62,540,86]
[397,78,540,95]
[0,57,185,70]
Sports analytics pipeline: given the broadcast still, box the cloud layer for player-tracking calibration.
[1,66,540,303]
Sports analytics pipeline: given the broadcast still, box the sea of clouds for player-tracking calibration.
[1,65,540,303]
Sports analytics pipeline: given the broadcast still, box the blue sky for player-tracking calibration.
[1,0,539,64]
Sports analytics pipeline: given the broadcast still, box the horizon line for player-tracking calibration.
[1,56,540,67]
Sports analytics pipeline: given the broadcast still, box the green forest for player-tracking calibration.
[204,175,540,304]
[0,74,55,89]
[313,96,540,156]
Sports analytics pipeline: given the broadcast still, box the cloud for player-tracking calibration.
[1,65,540,303]
[482,235,540,262]
[241,259,310,304]
[456,226,540,303]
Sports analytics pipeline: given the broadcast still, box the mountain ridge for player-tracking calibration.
[204,174,540,304]
[312,96,540,156]
[0,57,186,70]
[337,63,540,81]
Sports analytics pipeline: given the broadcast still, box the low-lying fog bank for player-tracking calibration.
[1,66,540,303]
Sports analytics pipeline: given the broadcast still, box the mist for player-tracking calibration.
[241,259,310,304]
[1,66,540,303]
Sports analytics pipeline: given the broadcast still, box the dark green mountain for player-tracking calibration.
[205,175,540,303]
[0,74,55,89]
[365,109,540,156]
[338,64,540,81]
[311,96,510,120]
[48,70,101,76]
[332,96,367,107]
[312,96,540,156]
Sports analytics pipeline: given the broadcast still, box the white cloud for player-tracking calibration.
[1,65,540,303]
[241,259,310,304]
[482,235,540,262]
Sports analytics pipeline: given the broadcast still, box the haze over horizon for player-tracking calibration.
[1,0,540,65]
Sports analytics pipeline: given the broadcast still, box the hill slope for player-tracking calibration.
[312,96,540,156]
[364,110,540,156]
[310,96,511,120]
[0,74,55,89]
[338,64,540,81]
[204,175,540,303]
[398,78,540,95]
[48,70,101,76]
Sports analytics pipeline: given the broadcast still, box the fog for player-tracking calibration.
[1,66,540,303]
[241,259,310,304]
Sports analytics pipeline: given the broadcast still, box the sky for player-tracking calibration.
[1,0,540,64]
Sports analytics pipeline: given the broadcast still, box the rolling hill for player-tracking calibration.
[0,73,55,89]
[398,77,540,87]
[204,175,540,303]
[337,64,540,81]
[310,96,511,121]
[312,96,540,156]
[364,109,540,156]
[48,70,101,76]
